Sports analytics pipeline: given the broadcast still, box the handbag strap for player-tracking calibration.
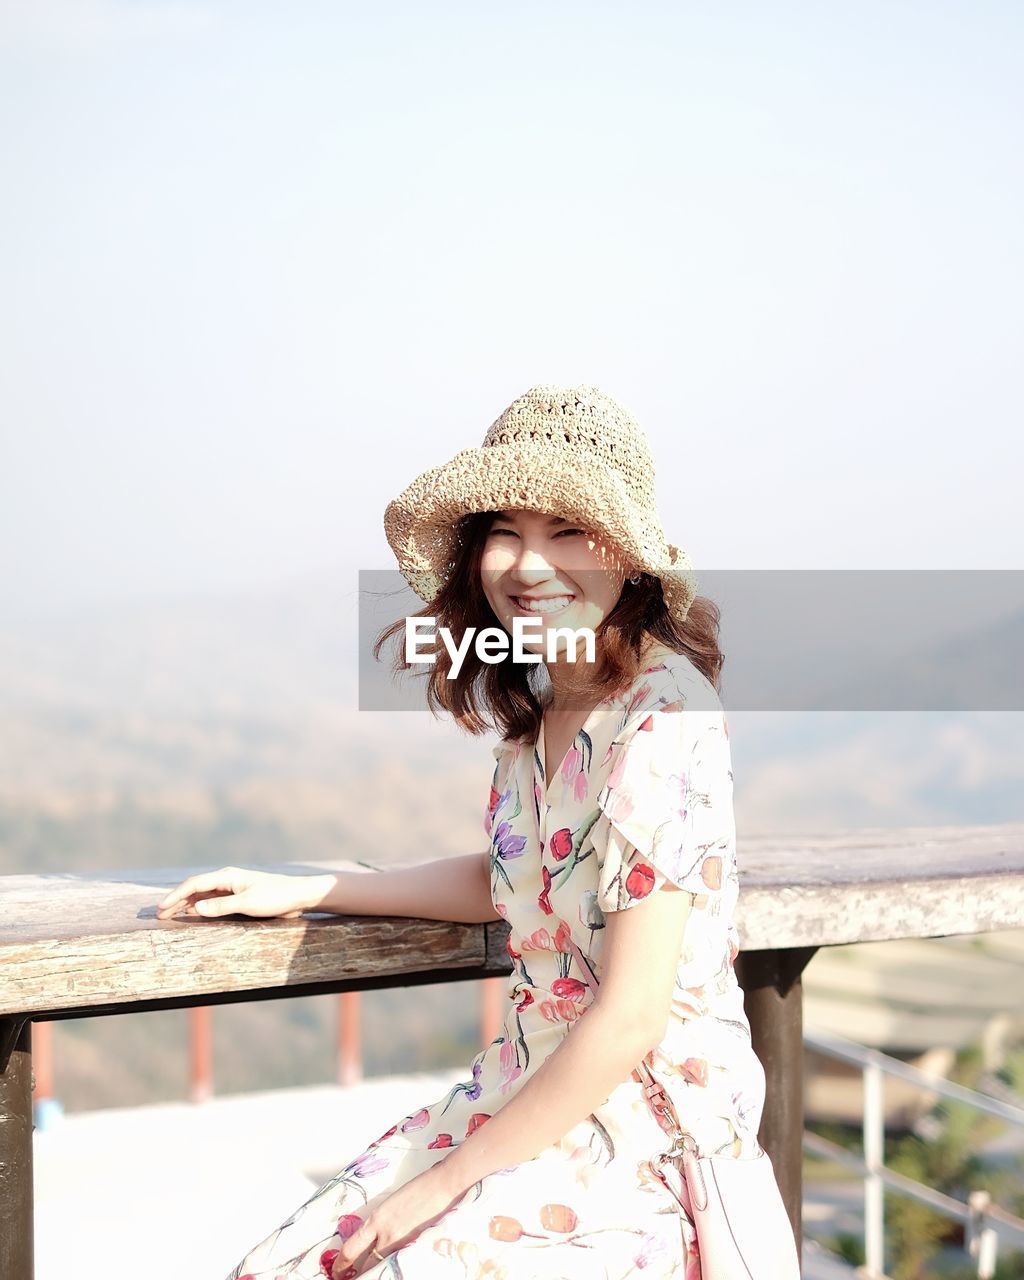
[564,932,695,1154]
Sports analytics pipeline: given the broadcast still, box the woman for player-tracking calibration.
[155,384,767,1280]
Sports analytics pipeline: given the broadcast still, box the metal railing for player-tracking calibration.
[29,982,509,1127]
[803,1027,1024,1279]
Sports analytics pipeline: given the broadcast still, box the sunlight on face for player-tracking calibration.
[479,509,630,662]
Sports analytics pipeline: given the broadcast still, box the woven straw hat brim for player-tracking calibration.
[383,440,698,625]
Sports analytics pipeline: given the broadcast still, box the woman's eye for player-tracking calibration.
[556,528,585,537]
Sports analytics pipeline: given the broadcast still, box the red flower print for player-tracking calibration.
[520,927,551,950]
[607,747,628,790]
[466,1112,491,1135]
[682,1057,710,1087]
[489,1215,524,1242]
[505,934,522,962]
[603,786,635,824]
[548,827,573,861]
[484,785,500,834]
[553,919,572,952]
[540,1203,578,1232]
[498,1065,522,1094]
[319,1248,340,1277]
[701,856,722,890]
[369,1124,398,1147]
[539,997,582,1023]
[550,977,587,1003]
[638,714,655,732]
[515,988,534,1012]
[626,683,653,716]
[625,862,657,900]
[497,1039,522,1092]
[574,769,588,804]
[538,865,553,914]
[428,1133,454,1148]
[401,1107,430,1132]
[336,1214,363,1241]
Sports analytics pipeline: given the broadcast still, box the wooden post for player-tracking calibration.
[736,945,818,1260]
[188,1006,213,1103]
[337,991,362,1086]
[0,1016,33,1280]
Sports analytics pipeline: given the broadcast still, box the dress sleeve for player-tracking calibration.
[593,705,735,914]
[484,741,510,838]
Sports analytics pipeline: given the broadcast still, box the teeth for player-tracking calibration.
[514,596,573,614]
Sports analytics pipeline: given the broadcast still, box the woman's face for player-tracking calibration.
[479,509,630,661]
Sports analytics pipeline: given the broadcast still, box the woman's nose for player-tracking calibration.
[510,544,556,581]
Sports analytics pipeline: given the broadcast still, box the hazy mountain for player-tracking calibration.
[1,570,1022,874]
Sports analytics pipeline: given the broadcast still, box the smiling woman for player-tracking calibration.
[213,384,794,1280]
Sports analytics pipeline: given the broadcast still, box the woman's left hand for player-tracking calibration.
[331,1165,468,1278]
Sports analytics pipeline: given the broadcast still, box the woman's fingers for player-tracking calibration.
[155,869,308,921]
[332,1239,381,1280]
[332,1228,384,1278]
[192,892,243,917]
[156,869,240,916]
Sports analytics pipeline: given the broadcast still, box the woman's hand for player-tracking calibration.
[154,866,318,920]
[330,1165,467,1278]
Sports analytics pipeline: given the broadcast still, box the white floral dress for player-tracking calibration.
[226,650,766,1280]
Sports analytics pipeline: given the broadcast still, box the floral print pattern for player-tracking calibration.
[225,651,765,1280]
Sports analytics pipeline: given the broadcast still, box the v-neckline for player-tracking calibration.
[533,644,679,807]
[537,697,608,806]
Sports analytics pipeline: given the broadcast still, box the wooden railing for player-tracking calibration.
[3,824,1024,1280]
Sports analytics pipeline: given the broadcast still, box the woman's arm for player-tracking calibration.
[299,851,502,925]
[433,882,694,1196]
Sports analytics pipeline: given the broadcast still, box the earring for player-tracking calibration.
[628,572,642,585]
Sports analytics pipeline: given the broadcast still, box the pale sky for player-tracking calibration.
[2,0,1022,622]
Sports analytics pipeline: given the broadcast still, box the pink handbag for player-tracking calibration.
[566,936,802,1279]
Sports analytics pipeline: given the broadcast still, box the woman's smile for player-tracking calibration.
[508,592,577,617]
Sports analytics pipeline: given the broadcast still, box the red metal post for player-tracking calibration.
[480,976,504,1047]
[337,991,362,1086]
[188,1006,213,1103]
[32,1019,53,1100]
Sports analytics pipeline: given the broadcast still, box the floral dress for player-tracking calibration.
[226,649,766,1280]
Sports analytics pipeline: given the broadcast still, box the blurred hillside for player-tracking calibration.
[1,569,1022,1109]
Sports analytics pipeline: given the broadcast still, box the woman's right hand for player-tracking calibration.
[155,866,317,920]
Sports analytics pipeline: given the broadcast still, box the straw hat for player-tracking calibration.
[383,384,699,626]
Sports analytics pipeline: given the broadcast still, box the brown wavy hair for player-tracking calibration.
[372,510,724,744]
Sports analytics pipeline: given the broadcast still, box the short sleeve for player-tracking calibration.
[593,705,736,913]
[485,740,520,838]
[484,742,507,837]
